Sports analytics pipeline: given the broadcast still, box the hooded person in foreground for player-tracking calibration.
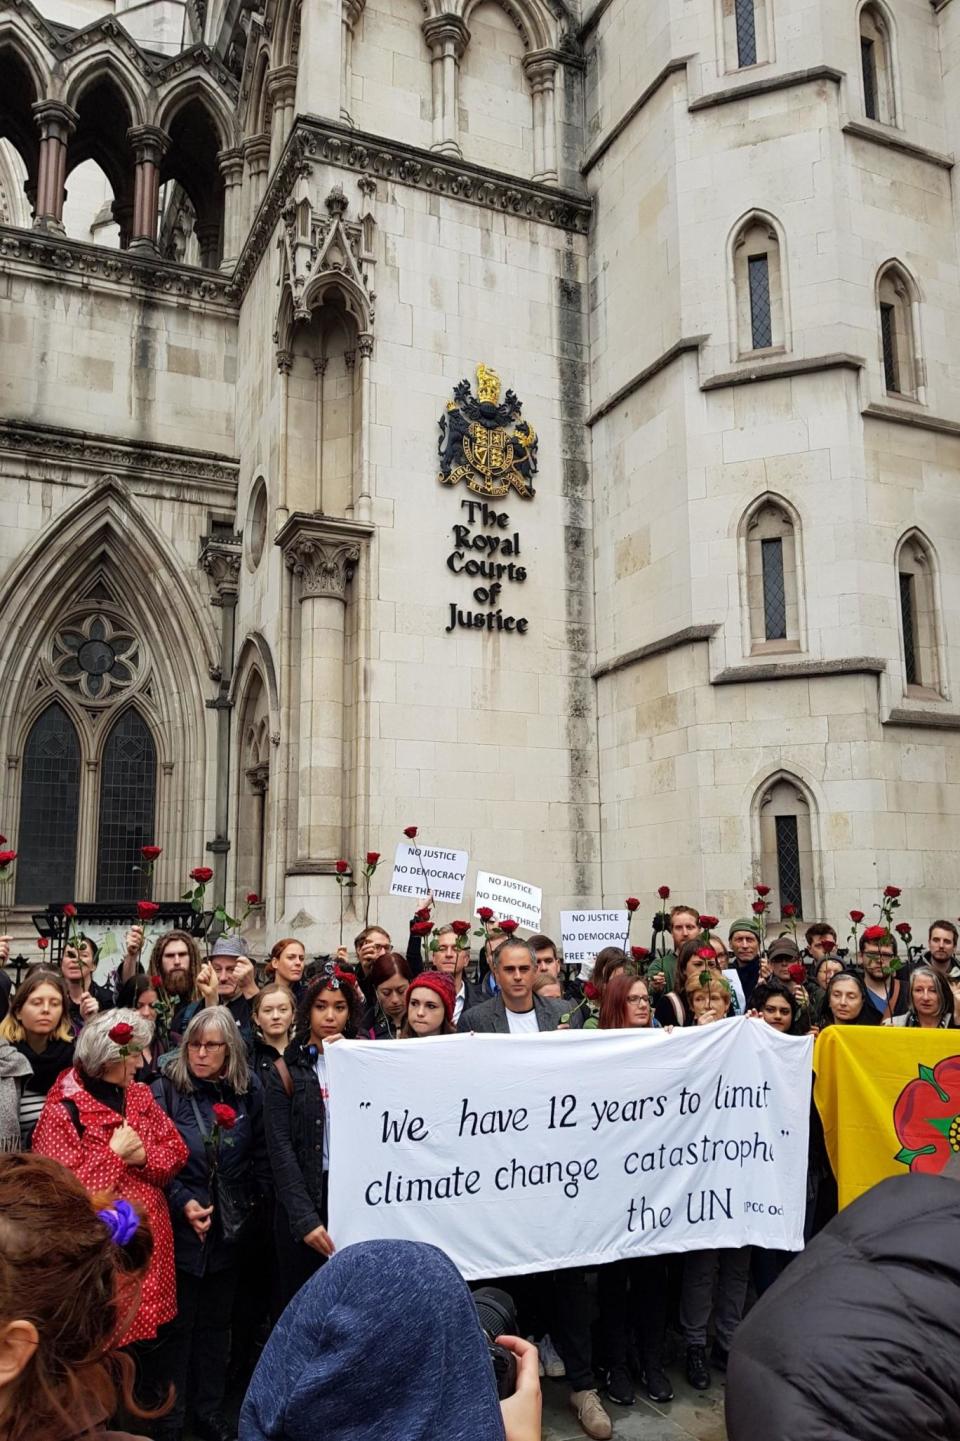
[239,1238,540,1441]
[725,1171,960,1441]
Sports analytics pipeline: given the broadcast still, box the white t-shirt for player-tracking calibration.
[505,1006,540,1035]
[314,1050,330,1171]
[454,985,466,1024]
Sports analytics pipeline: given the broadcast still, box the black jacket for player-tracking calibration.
[263,1039,328,1242]
[151,1073,270,1276]
[248,1035,287,1085]
[726,1173,960,1440]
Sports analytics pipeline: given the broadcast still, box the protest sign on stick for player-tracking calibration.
[561,910,630,972]
[389,845,469,905]
[328,1019,812,1280]
[474,871,542,930]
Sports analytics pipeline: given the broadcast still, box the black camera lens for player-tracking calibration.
[472,1287,519,1401]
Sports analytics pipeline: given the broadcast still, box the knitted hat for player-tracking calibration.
[729,917,761,940]
[211,935,247,958]
[768,937,801,963]
[406,971,455,1023]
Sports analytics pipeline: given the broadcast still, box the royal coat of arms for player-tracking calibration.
[437,364,538,500]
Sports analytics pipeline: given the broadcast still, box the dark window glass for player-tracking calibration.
[775,815,804,915]
[880,302,899,391]
[900,571,918,685]
[15,703,81,904]
[748,254,773,349]
[761,537,787,640]
[861,36,878,120]
[735,0,758,66]
[96,711,157,901]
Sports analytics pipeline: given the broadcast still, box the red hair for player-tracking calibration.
[0,1153,160,1441]
[369,951,411,990]
[599,972,650,1030]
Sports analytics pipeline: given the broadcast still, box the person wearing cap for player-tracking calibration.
[765,937,821,1029]
[197,937,260,1046]
[728,919,763,1002]
[401,971,457,1037]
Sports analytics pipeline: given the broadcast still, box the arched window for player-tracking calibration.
[877,263,920,400]
[896,533,942,696]
[720,0,772,72]
[859,4,896,125]
[732,215,786,357]
[742,498,802,653]
[15,703,81,904]
[236,672,270,909]
[757,776,815,921]
[95,710,157,900]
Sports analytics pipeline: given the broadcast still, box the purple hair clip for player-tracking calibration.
[97,1199,140,1246]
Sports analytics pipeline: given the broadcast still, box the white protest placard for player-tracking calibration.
[327,1018,812,1280]
[561,910,629,972]
[474,871,541,930]
[389,844,469,905]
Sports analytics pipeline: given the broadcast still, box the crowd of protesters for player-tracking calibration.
[0,890,955,1441]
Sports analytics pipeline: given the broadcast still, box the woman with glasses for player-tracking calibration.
[151,1005,270,1441]
[264,966,363,1312]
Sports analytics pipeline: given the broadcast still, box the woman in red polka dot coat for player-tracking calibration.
[32,1007,188,1347]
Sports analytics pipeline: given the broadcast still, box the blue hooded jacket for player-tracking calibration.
[239,1239,507,1441]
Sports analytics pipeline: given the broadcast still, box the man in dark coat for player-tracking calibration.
[458,939,573,1033]
[726,1171,960,1440]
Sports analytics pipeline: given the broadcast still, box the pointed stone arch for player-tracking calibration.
[0,475,215,903]
[63,48,150,128]
[456,0,557,51]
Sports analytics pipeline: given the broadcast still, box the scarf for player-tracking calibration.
[15,1036,75,1096]
[0,1040,32,1151]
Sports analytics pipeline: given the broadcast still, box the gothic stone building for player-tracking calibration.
[1,0,960,953]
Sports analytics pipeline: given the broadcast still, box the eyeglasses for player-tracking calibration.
[626,996,649,1006]
[187,1040,227,1053]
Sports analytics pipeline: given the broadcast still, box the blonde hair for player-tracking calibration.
[0,969,72,1044]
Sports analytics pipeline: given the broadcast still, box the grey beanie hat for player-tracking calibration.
[211,935,246,958]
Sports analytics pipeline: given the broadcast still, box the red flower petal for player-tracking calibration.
[403,826,418,839]
[849,910,865,923]
[625,897,640,912]
[657,886,670,900]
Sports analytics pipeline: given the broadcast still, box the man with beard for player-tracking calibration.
[146,929,203,1051]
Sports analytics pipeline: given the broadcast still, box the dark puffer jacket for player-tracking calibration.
[726,1173,960,1440]
[263,1039,327,1242]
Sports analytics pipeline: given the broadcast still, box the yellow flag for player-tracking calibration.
[814,1025,960,1208]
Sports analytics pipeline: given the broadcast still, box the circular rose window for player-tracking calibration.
[52,615,140,700]
[246,477,268,571]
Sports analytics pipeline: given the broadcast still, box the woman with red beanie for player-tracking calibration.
[401,972,456,1038]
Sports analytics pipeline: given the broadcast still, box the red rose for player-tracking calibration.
[894,1056,960,1175]
[212,1103,237,1131]
[782,903,797,918]
[411,920,433,937]
[895,922,912,936]
[246,892,260,905]
[787,963,807,983]
[476,906,495,922]
[698,915,719,930]
[756,884,771,897]
[136,901,160,921]
[403,826,418,840]
[849,910,864,923]
[140,845,162,862]
[884,885,902,899]
[451,919,471,935]
[625,897,640,912]
[365,852,380,866]
[583,981,600,1002]
[0,835,6,845]
[0,849,17,866]
[63,903,77,918]
[150,974,163,988]
[657,886,670,900]
[751,900,767,915]
[189,867,213,884]
[631,946,650,961]
[862,925,888,942]
[108,1022,134,1046]
[499,919,519,934]
[335,860,350,875]
[37,937,49,950]
[697,946,716,961]
[414,906,432,922]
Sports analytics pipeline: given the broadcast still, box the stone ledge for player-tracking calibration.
[862,402,960,438]
[713,657,887,685]
[586,337,707,426]
[593,625,719,681]
[286,860,345,876]
[0,225,238,312]
[0,418,239,492]
[582,59,690,174]
[688,65,844,112]
[884,706,960,730]
[701,352,864,391]
[841,120,954,170]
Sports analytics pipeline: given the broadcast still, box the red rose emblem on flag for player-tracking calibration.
[894,1056,960,1174]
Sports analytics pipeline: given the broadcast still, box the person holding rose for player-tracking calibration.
[196,937,261,1048]
[151,1006,269,1441]
[30,1008,188,1413]
[61,936,113,1036]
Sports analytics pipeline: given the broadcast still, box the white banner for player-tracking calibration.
[327,1019,812,1280]
[474,870,542,931]
[389,844,469,905]
[560,909,629,971]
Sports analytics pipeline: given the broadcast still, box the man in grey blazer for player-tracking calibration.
[458,937,578,1033]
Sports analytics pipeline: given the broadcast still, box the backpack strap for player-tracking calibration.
[274,1058,294,1099]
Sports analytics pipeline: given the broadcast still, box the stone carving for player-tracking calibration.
[283,534,361,601]
[0,418,239,489]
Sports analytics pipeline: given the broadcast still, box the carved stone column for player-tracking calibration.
[422,15,470,156]
[217,147,245,271]
[243,134,272,211]
[32,100,77,232]
[276,514,371,865]
[128,126,170,253]
[341,0,364,122]
[200,535,242,915]
[266,66,298,154]
[523,50,560,184]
